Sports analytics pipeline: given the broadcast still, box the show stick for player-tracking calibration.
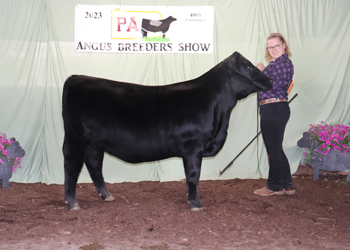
[219,93,298,176]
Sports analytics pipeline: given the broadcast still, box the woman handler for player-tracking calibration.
[254,33,295,196]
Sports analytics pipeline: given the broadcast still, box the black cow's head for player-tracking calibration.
[168,16,177,22]
[224,51,273,91]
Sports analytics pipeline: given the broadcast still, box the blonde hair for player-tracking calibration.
[265,33,292,62]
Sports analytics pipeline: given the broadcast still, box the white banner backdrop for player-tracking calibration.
[75,5,214,53]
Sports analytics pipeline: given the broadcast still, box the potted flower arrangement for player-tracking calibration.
[0,132,25,189]
[297,122,350,182]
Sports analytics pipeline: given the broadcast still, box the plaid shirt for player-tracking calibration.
[258,54,294,102]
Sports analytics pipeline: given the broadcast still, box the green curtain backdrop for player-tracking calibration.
[1,0,349,184]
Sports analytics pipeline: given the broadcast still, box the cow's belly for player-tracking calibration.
[101,133,226,163]
[80,111,226,163]
[102,138,177,164]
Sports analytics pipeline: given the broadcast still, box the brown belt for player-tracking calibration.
[259,98,287,106]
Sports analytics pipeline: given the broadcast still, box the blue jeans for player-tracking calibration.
[260,102,293,191]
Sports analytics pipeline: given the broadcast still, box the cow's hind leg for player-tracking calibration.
[183,152,203,211]
[85,146,115,202]
[63,137,86,210]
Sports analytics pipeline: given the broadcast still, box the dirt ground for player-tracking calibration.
[1,166,350,250]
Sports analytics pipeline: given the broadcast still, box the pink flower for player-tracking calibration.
[2,150,8,157]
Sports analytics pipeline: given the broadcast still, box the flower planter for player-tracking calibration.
[0,161,12,189]
[1,133,26,188]
[298,132,350,182]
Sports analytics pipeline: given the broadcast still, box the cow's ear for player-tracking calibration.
[234,52,243,63]
[234,52,242,68]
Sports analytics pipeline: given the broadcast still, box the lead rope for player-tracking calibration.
[257,98,262,177]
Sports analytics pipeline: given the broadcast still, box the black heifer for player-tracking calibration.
[62,52,272,211]
[141,16,177,38]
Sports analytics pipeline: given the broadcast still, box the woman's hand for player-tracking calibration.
[256,62,265,71]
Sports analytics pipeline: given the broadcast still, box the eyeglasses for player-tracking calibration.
[267,44,281,51]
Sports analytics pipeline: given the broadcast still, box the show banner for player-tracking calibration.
[75,5,214,53]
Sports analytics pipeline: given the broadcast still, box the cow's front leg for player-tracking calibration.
[85,146,115,202]
[141,29,147,38]
[183,152,203,211]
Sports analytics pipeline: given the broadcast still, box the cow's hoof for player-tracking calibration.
[191,207,204,212]
[70,206,81,211]
[189,200,203,211]
[104,195,116,202]
[69,203,81,211]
